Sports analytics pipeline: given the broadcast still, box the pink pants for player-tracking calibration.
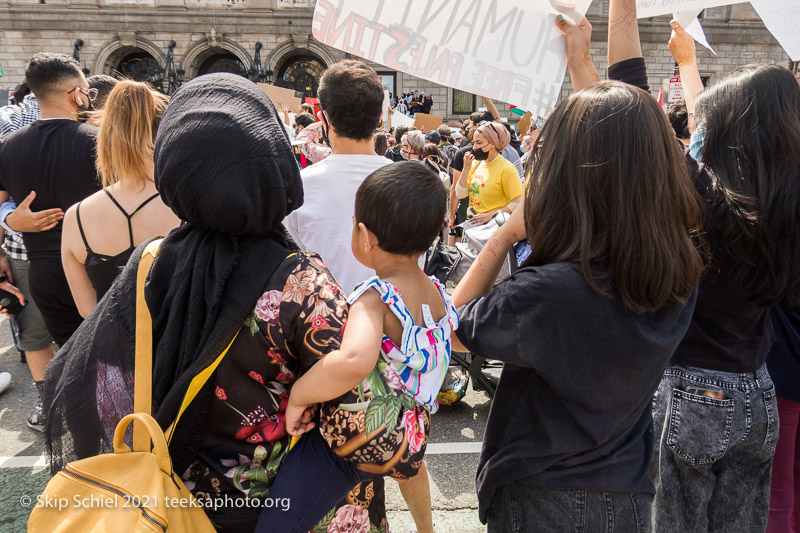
[768,395,800,533]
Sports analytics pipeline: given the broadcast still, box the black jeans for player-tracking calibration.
[488,483,652,533]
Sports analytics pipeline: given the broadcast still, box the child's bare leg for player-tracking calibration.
[397,459,434,533]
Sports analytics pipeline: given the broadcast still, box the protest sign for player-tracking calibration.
[414,113,444,132]
[392,110,415,129]
[673,9,716,53]
[382,90,391,123]
[304,97,322,117]
[517,111,532,137]
[637,0,738,19]
[312,0,592,117]
[750,0,800,61]
[668,77,683,102]
[257,83,302,112]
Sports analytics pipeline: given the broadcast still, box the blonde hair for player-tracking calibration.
[96,80,168,188]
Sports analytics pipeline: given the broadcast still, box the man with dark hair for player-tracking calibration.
[285,60,391,293]
[285,59,435,533]
[86,74,118,110]
[0,53,100,347]
[667,100,691,145]
[385,124,410,162]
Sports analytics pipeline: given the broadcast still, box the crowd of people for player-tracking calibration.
[0,0,798,531]
[391,90,434,118]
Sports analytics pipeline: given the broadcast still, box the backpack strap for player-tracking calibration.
[133,239,163,451]
[134,239,241,448]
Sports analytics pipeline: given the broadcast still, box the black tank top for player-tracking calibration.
[76,189,160,300]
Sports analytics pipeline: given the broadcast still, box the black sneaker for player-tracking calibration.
[27,403,45,432]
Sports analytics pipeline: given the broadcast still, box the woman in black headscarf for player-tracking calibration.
[44,73,353,531]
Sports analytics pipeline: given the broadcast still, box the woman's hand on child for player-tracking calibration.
[285,398,317,437]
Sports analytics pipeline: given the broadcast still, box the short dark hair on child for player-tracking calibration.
[355,161,446,255]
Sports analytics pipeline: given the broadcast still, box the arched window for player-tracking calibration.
[198,54,247,77]
[276,55,326,99]
[116,52,161,83]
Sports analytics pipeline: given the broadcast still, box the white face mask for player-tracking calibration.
[400,149,410,160]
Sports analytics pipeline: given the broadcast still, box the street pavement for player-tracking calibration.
[0,316,490,532]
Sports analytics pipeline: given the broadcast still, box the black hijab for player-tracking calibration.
[45,73,303,473]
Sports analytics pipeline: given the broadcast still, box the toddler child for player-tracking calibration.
[257,161,458,533]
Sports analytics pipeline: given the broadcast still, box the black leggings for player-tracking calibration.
[29,258,83,346]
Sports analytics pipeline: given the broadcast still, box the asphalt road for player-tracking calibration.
[0,316,490,532]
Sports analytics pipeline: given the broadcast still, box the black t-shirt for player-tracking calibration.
[0,119,101,260]
[606,57,773,373]
[670,150,775,372]
[456,262,697,522]
[450,143,473,173]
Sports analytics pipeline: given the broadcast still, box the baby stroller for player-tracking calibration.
[424,213,529,403]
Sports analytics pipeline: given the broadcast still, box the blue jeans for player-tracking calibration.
[488,483,653,532]
[651,364,779,532]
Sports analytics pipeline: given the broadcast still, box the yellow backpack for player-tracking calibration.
[29,240,228,532]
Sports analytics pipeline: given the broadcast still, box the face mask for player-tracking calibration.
[472,146,490,161]
[77,98,94,123]
[400,149,410,160]
[689,122,706,163]
[320,111,333,149]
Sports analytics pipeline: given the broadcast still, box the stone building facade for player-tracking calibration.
[0,0,793,122]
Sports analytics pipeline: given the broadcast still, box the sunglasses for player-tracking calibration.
[68,87,99,102]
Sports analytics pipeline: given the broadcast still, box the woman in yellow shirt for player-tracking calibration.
[454,122,523,225]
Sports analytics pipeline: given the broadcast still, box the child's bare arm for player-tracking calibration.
[286,291,384,436]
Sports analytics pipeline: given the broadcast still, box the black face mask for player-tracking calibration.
[320,111,333,149]
[472,146,490,161]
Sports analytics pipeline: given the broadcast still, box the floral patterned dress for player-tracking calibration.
[180,253,388,532]
[318,276,458,479]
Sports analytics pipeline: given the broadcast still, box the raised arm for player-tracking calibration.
[481,97,501,122]
[557,15,600,93]
[608,0,642,65]
[669,20,703,121]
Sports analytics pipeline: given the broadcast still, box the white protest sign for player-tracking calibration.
[668,76,684,102]
[672,9,715,53]
[686,19,716,54]
[750,0,800,61]
[312,0,593,117]
[637,0,738,20]
[382,90,390,122]
[392,109,415,129]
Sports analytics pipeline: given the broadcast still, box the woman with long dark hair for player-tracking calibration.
[449,2,704,530]
[651,23,800,532]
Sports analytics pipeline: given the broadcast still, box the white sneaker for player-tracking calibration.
[0,372,10,395]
